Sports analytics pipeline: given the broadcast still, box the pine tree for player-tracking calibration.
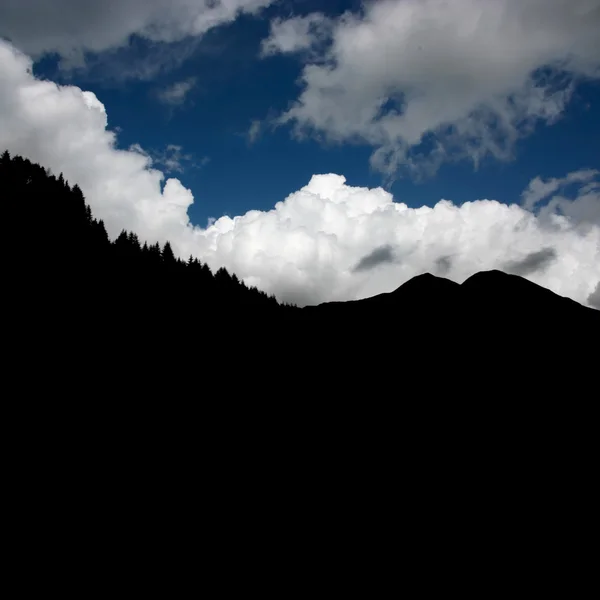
[115,230,129,248]
[127,231,141,251]
[162,241,176,265]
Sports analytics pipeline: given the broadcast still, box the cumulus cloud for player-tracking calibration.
[204,174,599,306]
[263,0,600,176]
[0,0,274,66]
[0,41,198,247]
[1,39,599,310]
[157,77,197,106]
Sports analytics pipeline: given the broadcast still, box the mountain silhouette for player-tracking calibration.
[4,152,596,582]
[303,268,598,330]
[3,152,596,559]
[2,150,598,375]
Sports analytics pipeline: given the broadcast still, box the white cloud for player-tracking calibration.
[157,77,197,105]
[260,13,332,57]
[263,0,600,176]
[1,39,599,310]
[0,0,274,64]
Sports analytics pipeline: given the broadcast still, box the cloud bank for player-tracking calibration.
[205,173,599,307]
[263,0,600,176]
[1,39,599,309]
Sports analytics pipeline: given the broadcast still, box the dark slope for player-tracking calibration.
[462,269,593,313]
[303,273,461,314]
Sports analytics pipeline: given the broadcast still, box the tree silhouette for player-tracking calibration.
[162,241,177,266]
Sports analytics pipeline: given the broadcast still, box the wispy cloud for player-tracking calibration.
[247,120,262,145]
[521,169,600,226]
[156,77,197,106]
[129,143,207,174]
[521,169,599,210]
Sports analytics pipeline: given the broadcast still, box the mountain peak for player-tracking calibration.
[392,272,460,295]
[463,269,511,283]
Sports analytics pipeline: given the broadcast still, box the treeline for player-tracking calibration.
[1,151,298,338]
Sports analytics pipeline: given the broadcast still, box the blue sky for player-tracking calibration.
[1,0,599,307]
[29,0,600,226]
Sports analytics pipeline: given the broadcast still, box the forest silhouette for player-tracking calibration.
[2,151,301,337]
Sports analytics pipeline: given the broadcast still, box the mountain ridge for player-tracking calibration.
[306,268,597,314]
[301,268,599,342]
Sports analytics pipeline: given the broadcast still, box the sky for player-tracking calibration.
[0,0,599,308]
